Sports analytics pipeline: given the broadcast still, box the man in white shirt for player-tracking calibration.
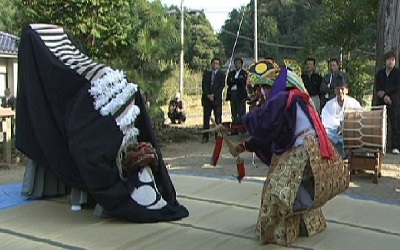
[321,81,361,158]
[226,58,248,133]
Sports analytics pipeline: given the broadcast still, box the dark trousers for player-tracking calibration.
[168,111,186,123]
[202,102,222,139]
[388,106,400,149]
[230,91,246,125]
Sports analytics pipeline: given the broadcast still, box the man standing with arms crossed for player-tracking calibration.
[201,58,225,143]
[375,51,400,155]
[320,58,348,109]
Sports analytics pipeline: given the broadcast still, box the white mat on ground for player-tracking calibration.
[0,174,399,250]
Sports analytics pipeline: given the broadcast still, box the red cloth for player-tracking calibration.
[211,136,224,166]
[286,89,333,159]
[222,122,245,131]
[236,161,245,182]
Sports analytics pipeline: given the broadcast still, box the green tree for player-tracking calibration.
[12,0,189,126]
[219,7,252,57]
[16,0,133,61]
[185,12,224,71]
[0,0,19,34]
[219,0,321,60]
[16,0,181,104]
[316,0,377,54]
[165,5,225,72]
[219,0,378,104]
[121,0,180,105]
[314,0,378,102]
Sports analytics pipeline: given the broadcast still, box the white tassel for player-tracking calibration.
[90,70,129,111]
[89,69,139,116]
[121,124,140,143]
[100,83,138,116]
[117,105,140,128]
[87,64,146,183]
[89,69,140,138]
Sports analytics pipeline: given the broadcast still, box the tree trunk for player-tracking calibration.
[373,0,400,149]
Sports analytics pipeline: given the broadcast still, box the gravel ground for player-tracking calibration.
[1,134,399,205]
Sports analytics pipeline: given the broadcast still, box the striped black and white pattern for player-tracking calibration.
[30,23,140,150]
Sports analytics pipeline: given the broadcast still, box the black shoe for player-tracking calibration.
[201,138,209,143]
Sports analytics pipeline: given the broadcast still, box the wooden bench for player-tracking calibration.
[343,105,387,183]
[0,108,15,164]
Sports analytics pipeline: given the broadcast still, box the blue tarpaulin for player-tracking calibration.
[0,183,33,210]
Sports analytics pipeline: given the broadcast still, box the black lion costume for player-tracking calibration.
[16,24,189,222]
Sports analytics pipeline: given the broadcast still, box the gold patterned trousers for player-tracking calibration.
[256,135,348,246]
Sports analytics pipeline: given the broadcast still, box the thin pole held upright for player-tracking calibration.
[254,0,258,61]
[180,0,185,94]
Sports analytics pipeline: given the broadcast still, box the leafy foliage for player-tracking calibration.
[219,0,322,60]
[16,0,133,60]
[165,5,225,72]
[185,13,224,71]
[0,0,383,111]
[0,0,19,34]
[316,0,377,53]
[219,0,378,103]
[314,0,378,104]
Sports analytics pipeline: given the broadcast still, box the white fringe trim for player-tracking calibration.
[89,69,140,135]
[89,69,142,180]
[116,103,141,130]
[100,83,138,116]
[89,70,138,114]
[121,124,140,146]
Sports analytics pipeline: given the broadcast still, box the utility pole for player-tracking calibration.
[179,0,185,95]
[167,2,201,95]
[254,0,258,61]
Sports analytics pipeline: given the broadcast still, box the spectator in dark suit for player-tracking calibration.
[320,58,347,109]
[301,58,322,114]
[1,88,16,110]
[226,58,248,132]
[201,58,225,143]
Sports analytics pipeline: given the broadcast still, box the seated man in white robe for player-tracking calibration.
[321,81,361,158]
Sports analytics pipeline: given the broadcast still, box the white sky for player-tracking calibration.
[159,0,250,31]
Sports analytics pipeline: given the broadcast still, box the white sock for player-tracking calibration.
[71,205,82,211]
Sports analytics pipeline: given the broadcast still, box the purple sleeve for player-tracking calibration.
[242,91,288,143]
[244,139,272,165]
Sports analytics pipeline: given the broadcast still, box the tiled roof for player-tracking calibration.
[0,31,19,54]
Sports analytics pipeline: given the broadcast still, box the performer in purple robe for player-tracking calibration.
[230,60,349,246]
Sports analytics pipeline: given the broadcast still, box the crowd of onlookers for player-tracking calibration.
[168,53,400,156]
